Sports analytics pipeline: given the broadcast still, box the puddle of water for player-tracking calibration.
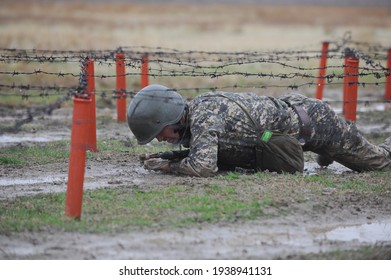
[0,134,67,147]
[0,177,65,187]
[325,220,391,243]
[0,135,55,143]
[333,104,387,114]
[304,161,352,175]
[133,166,151,175]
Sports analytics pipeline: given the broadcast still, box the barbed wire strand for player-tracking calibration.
[1,34,390,133]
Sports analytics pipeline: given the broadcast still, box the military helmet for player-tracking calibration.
[127,84,185,145]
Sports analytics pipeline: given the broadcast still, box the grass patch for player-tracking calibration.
[0,194,67,233]
[0,141,69,165]
[0,184,269,235]
[1,137,390,235]
[93,138,176,162]
[292,245,391,260]
[220,171,240,180]
[0,156,23,165]
[0,138,169,166]
[97,139,130,153]
[339,177,388,192]
[304,175,336,188]
[0,166,389,235]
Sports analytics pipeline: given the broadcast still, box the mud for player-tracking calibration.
[1,106,391,259]
[2,217,391,260]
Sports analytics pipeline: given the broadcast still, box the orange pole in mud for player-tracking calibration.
[343,51,359,122]
[85,59,97,152]
[65,97,92,219]
[141,54,149,89]
[315,41,329,100]
[385,49,391,101]
[116,52,127,122]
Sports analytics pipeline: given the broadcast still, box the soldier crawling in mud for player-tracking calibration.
[127,84,391,177]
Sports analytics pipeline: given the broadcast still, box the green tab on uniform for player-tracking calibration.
[261,130,273,142]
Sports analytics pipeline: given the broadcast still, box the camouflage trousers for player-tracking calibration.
[282,93,391,172]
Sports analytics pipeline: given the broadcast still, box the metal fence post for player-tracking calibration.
[85,58,97,152]
[116,52,127,122]
[343,49,359,122]
[141,54,149,89]
[65,58,97,220]
[315,41,329,100]
[65,97,91,219]
[385,48,391,101]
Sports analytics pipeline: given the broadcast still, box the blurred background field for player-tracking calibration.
[1,0,390,107]
[1,0,390,51]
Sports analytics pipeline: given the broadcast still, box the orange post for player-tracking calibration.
[116,52,127,122]
[85,59,97,152]
[315,41,329,100]
[343,51,359,122]
[385,49,391,101]
[141,54,149,89]
[65,97,92,219]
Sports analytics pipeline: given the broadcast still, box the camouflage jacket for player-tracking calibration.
[169,92,301,177]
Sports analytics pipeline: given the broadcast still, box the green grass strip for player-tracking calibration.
[0,185,270,235]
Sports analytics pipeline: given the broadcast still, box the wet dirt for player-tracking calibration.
[1,106,391,259]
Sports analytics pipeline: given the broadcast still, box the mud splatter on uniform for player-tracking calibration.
[169,92,391,177]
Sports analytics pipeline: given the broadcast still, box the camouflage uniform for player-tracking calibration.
[169,91,391,177]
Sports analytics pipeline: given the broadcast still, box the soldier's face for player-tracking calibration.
[156,125,180,144]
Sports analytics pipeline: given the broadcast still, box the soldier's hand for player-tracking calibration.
[143,158,170,172]
[139,153,151,162]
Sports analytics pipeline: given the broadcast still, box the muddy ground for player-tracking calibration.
[1,100,391,260]
[1,0,391,261]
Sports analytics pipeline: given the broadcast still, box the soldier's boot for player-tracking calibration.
[379,136,391,156]
[316,154,334,167]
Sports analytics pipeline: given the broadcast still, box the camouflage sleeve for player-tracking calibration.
[169,107,223,177]
[169,129,219,177]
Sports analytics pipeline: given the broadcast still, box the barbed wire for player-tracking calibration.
[1,52,389,84]
[1,68,387,82]
[0,95,71,134]
[1,80,390,101]
[0,58,390,79]
[1,48,388,69]
[0,32,388,57]
[1,33,389,64]
[0,35,390,105]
